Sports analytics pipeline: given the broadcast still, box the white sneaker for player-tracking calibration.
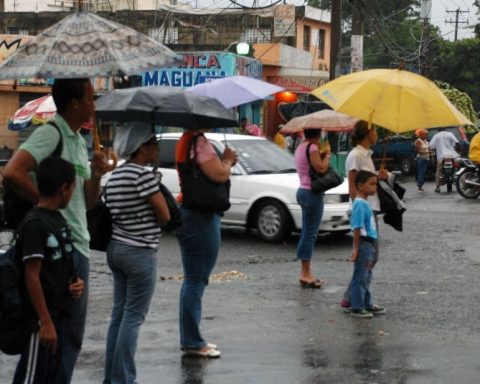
[350,309,373,318]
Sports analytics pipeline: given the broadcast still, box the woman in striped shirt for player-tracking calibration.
[103,122,170,384]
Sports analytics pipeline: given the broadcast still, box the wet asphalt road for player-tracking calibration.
[2,178,480,384]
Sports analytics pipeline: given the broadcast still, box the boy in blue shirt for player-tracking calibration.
[349,170,385,318]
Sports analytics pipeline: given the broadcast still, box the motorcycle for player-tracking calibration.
[440,155,455,193]
[455,158,480,199]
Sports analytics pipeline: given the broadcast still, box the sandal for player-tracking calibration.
[184,347,221,358]
[299,279,323,289]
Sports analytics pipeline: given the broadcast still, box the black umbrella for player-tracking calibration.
[95,86,238,129]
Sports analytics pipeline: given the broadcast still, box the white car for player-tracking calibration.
[155,132,350,242]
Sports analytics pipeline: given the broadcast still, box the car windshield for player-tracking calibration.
[225,139,296,175]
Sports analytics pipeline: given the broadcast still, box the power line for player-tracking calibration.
[445,7,470,41]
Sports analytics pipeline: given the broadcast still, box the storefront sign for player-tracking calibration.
[143,52,262,88]
[274,5,296,37]
[268,75,327,93]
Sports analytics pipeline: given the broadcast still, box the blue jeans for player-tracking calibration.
[416,158,428,188]
[61,248,89,384]
[104,241,157,384]
[296,188,324,261]
[351,240,375,310]
[342,215,379,305]
[177,208,221,350]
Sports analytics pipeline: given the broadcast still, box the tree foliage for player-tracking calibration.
[429,38,480,112]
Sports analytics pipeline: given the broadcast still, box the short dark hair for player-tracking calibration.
[304,129,321,139]
[355,170,377,187]
[240,117,247,123]
[36,157,76,197]
[52,78,90,113]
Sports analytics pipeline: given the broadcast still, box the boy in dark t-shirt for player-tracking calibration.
[13,157,85,384]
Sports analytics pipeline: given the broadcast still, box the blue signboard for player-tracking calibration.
[143,52,262,88]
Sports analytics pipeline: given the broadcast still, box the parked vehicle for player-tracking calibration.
[455,158,480,199]
[155,133,350,242]
[372,127,468,176]
[372,135,418,175]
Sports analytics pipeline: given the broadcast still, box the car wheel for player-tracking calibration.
[400,157,414,175]
[254,199,292,243]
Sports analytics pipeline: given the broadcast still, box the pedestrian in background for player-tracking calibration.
[348,170,385,318]
[415,129,430,193]
[103,122,170,384]
[429,128,459,193]
[294,128,331,288]
[175,130,237,358]
[340,120,388,310]
[239,117,263,137]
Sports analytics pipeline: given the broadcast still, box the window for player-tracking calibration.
[148,27,178,44]
[242,28,272,43]
[7,27,29,35]
[318,29,326,59]
[303,26,311,51]
[158,140,177,169]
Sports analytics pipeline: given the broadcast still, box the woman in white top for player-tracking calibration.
[415,129,430,192]
[341,120,388,310]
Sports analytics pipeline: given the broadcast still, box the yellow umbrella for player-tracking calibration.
[311,68,472,133]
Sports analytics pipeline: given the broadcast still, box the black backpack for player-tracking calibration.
[0,210,73,355]
[3,122,63,230]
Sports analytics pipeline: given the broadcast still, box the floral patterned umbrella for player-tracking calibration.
[0,12,179,79]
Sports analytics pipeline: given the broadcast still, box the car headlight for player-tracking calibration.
[323,194,342,204]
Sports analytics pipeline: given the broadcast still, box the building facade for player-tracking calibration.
[0,3,331,145]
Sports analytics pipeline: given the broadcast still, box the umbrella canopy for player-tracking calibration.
[8,95,55,130]
[8,95,92,130]
[95,86,238,129]
[187,76,284,108]
[280,109,358,134]
[0,12,179,79]
[311,68,472,133]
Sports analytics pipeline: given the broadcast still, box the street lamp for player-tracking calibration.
[225,41,250,55]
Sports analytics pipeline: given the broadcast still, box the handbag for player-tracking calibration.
[158,182,182,232]
[306,143,343,194]
[178,134,231,214]
[87,188,112,252]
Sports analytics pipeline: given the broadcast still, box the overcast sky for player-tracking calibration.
[431,0,478,40]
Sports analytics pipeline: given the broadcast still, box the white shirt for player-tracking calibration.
[429,131,459,161]
[345,145,381,212]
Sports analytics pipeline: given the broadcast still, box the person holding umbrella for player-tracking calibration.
[175,130,237,358]
[103,122,170,384]
[294,128,331,288]
[3,78,109,382]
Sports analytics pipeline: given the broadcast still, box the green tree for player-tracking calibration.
[429,38,480,112]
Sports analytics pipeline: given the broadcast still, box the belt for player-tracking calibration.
[360,236,376,245]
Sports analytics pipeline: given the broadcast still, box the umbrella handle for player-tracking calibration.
[93,121,117,172]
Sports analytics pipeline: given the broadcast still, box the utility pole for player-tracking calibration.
[329,0,342,80]
[446,7,469,41]
[350,0,364,72]
[419,0,431,76]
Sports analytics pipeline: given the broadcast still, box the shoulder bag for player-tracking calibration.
[178,134,231,214]
[87,185,111,252]
[158,182,182,232]
[306,143,343,194]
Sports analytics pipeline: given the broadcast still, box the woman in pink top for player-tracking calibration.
[294,129,331,288]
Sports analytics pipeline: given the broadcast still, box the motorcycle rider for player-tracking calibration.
[429,128,459,193]
[468,131,480,164]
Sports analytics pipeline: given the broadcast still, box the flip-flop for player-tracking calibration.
[299,279,323,289]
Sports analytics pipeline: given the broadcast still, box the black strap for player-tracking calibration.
[306,143,316,174]
[17,210,76,281]
[45,120,63,158]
